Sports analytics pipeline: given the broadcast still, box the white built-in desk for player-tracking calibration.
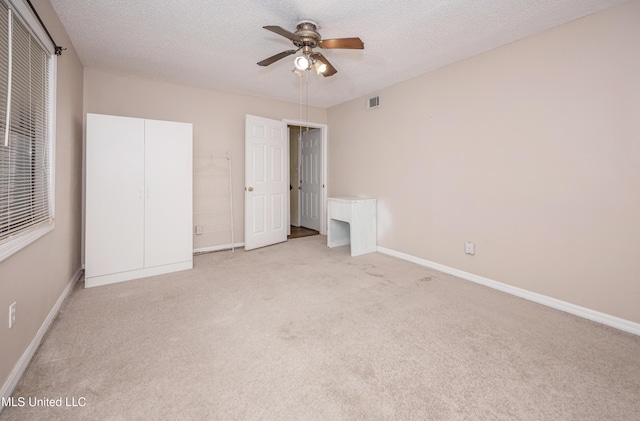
[327,197,377,256]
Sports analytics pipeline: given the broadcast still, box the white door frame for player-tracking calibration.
[284,119,327,236]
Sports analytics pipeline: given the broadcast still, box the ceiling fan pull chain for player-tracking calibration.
[305,72,309,132]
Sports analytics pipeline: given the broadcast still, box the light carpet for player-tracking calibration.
[2,235,639,420]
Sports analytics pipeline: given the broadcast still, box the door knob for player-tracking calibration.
[247,187,253,192]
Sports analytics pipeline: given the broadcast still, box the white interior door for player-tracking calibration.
[144,119,193,267]
[300,128,322,231]
[245,115,288,250]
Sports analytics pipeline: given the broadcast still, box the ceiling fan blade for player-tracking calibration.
[310,52,337,77]
[257,50,297,67]
[319,37,364,49]
[263,26,301,42]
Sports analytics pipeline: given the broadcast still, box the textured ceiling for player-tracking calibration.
[50,0,626,108]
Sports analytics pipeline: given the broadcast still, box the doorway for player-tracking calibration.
[244,116,326,250]
[286,121,327,236]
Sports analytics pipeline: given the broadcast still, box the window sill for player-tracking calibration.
[0,222,55,263]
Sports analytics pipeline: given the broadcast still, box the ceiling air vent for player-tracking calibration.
[367,95,380,109]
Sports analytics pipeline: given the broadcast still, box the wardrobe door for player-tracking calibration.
[143,119,193,268]
[85,114,145,279]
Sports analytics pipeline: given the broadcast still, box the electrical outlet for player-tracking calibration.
[465,241,475,255]
[195,225,204,235]
[9,302,16,328]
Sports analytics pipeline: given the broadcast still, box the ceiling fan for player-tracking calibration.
[257,21,364,77]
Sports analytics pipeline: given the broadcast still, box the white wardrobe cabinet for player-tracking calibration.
[85,113,193,288]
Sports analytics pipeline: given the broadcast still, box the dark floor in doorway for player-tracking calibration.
[288,226,319,239]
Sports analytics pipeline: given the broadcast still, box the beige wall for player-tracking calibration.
[0,1,84,391]
[2,2,637,396]
[83,68,327,250]
[327,0,640,323]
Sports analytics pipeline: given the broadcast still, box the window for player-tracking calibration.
[0,0,55,262]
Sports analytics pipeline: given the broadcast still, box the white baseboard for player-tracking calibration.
[377,246,640,336]
[1,267,83,412]
[194,242,244,254]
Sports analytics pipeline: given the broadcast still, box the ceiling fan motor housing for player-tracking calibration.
[294,21,321,49]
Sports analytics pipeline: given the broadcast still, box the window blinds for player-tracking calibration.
[0,1,53,242]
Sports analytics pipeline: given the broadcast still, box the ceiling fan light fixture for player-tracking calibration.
[294,55,310,71]
[314,60,327,75]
